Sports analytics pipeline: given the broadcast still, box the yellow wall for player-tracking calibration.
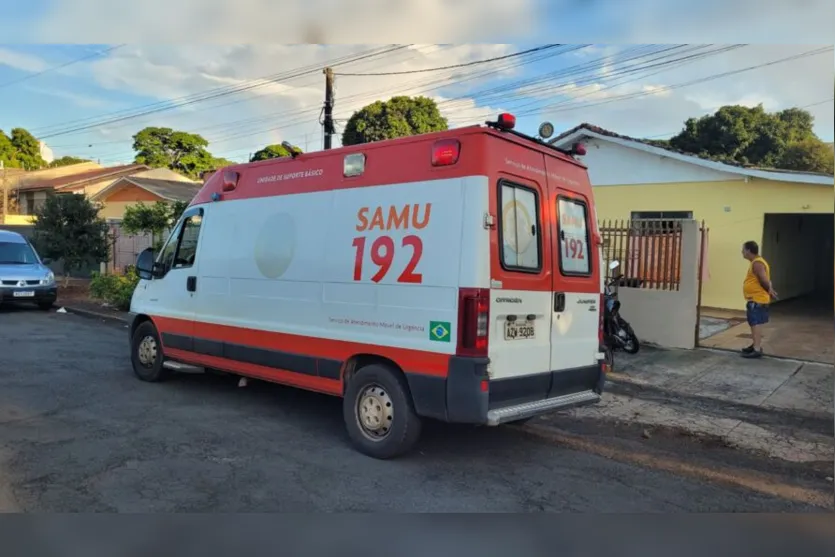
[99,201,142,220]
[2,214,36,225]
[592,178,834,311]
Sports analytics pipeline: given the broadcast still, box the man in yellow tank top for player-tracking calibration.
[741,241,778,359]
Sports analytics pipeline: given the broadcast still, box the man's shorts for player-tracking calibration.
[746,301,770,326]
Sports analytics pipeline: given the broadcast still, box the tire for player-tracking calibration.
[343,364,422,460]
[621,322,640,354]
[510,417,534,426]
[130,320,170,382]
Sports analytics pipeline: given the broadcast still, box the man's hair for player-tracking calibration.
[743,240,759,255]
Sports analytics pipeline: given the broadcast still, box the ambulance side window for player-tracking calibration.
[557,196,591,276]
[498,180,542,272]
[173,214,203,269]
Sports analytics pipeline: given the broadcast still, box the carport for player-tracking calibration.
[700,213,834,363]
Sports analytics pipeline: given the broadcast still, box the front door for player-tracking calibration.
[134,207,205,352]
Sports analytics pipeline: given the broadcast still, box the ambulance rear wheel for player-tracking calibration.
[343,364,422,459]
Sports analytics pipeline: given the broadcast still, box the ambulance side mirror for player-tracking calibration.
[136,248,160,280]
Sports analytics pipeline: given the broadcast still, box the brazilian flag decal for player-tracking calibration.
[429,321,452,343]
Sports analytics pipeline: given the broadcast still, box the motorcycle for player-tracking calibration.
[603,260,640,356]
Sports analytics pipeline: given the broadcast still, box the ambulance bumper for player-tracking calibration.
[406,357,605,425]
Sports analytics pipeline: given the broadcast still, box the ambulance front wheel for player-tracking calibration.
[343,364,422,459]
[131,320,170,383]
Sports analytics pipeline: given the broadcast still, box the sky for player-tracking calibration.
[0,0,833,167]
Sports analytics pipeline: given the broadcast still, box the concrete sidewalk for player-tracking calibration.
[547,347,834,464]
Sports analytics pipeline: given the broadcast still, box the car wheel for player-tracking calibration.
[37,301,54,311]
[343,364,422,459]
[131,320,170,382]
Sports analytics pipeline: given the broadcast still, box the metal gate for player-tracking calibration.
[107,221,153,274]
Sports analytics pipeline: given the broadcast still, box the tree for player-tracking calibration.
[776,138,835,174]
[0,130,20,168]
[250,144,294,162]
[32,194,109,281]
[668,104,821,170]
[121,200,184,251]
[341,95,448,146]
[10,127,46,170]
[133,127,220,180]
[50,155,91,168]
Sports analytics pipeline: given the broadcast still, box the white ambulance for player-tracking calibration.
[129,113,607,459]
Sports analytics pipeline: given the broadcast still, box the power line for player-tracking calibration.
[32,46,409,139]
[334,44,564,76]
[0,44,126,89]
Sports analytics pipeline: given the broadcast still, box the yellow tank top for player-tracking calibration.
[743,256,771,305]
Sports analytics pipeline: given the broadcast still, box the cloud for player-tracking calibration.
[0,48,49,73]
[57,44,512,163]
[32,0,540,43]
[525,45,834,141]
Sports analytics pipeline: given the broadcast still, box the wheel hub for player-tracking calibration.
[137,335,158,367]
[356,384,394,441]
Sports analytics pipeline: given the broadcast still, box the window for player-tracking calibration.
[174,214,202,269]
[631,211,692,235]
[498,181,542,272]
[0,242,38,265]
[155,210,203,275]
[557,196,591,275]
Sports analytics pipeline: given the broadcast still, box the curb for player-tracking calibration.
[60,305,129,325]
[698,345,833,367]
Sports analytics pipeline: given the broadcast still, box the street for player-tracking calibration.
[0,307,827,512]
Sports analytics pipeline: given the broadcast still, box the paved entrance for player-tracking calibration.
[700,296,834,364]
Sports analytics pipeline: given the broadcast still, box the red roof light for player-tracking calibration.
[431,139,461,166]
[497,113,516,130]
[222,170,239,192]
[572,142,587,156]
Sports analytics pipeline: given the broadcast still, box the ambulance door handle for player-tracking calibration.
[187,276,197,292]
[554,292,566,313]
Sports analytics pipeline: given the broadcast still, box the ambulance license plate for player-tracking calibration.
[13,291,35,298]
[504,320,535,340]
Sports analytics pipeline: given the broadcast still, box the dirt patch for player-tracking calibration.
[57,280,127,321]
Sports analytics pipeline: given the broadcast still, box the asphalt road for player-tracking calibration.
[0,306,823,512]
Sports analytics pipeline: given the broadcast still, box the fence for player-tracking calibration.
[106,222,154,275]
[599,219,685,291]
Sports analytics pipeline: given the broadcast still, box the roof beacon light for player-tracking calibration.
[572,142,587,156]
[222,170,239,192]
[497,113,516,131]
[538,121,554,139]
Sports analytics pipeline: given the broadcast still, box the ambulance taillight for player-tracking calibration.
[431,139,460,166]
[457,288,490,358]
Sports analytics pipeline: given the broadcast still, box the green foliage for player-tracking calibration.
[10,127,46,170]
[32,194,110,276]
[133,126,221,180]
[49,155,91,167]
[122,200,182,250]
[0,129,20,168]
[250,144,293,162]
[776,138,835,174]
[668,104,830,172]
[89,266,139,311]
[341,96,449,146]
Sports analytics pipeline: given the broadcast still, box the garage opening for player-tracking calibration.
[699,213,834,363]
[760,213,834,362]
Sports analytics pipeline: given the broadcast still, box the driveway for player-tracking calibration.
[0,307,823,512]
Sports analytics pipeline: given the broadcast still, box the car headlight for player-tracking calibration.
[41,271,55,285]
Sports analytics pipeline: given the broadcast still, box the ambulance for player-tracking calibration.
[128,113,607,459]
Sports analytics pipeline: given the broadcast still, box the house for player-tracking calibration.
[551,124,834,313]
[13,163,149,215]
[90,169,203,221]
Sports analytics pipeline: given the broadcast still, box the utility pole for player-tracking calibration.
[1,161,7,225]
[323,67,335,150]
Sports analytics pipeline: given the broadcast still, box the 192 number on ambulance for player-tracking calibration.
[504,320,535,340]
